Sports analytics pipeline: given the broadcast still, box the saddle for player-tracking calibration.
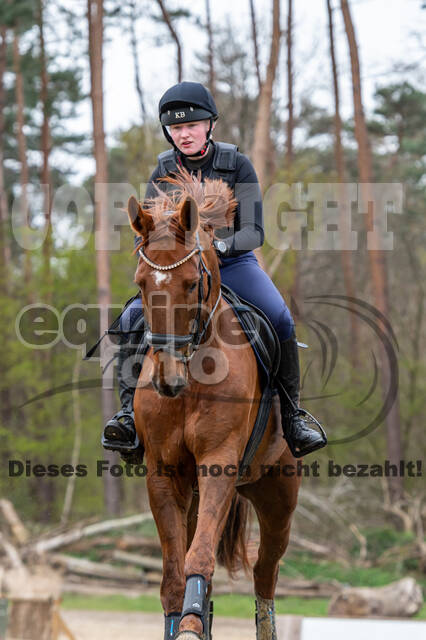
[220,284,280,478]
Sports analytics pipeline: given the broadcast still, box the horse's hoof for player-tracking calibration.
[174,632,203,640]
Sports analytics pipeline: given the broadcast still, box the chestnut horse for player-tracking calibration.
[126,170,300,640]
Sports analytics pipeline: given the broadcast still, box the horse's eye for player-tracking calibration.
[188,282,197,293]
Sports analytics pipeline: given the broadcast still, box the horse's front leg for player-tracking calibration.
[177,451,238,638]
[147,470,193,634]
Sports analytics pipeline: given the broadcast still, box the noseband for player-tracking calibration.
[138,232,221,363]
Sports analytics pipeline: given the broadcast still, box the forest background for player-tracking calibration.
[0,0,425,596]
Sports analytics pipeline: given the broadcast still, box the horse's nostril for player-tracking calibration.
[155,377,187,398]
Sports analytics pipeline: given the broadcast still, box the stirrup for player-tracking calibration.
[101,430,141,454]
[102,409,141,455]
[285,408,327,458]
[105,408,135,434]
[101,429,144,465]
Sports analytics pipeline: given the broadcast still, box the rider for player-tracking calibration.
[103,81,326,458]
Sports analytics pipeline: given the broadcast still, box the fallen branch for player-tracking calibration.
[116,535,161,552]
[48,553,143,582]
[0,532,25,570]
[289,534,332,557]
[60,535,118,552]
[111,550,163,571]
[0,499,29,544]
[62,580,148,598]
[28,512,153,555]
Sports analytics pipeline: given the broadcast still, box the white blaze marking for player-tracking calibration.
[152,270,171,285]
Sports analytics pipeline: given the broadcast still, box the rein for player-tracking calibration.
[138,231,221,363]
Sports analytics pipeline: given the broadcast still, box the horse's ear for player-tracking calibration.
[127,196,154,238]
[179,196,199,234]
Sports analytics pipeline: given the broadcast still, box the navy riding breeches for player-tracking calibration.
[121,251,294,341]
[219,251,294,341]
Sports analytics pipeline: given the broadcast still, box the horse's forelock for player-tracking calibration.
[138,168,237,250]
[159,168,237,230]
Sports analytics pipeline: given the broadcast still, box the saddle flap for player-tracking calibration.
[221,284,281,381]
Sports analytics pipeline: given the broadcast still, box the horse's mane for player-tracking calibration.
[139,167,237,245]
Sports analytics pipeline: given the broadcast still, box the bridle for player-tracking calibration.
[138,231,221,363]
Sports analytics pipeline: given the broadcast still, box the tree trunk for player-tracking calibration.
[12,30,32,291]
[286,0,293,169]
[251,0,281,189]
[0,26,11,279]
[327,0,360,368]
[249,0,262,93]
[156,0,183,82]
[61,351,83,524]
[401,233,424,441]
[38,0,53,299]
[205,0,215,97]
[341,0,403,502]
[87,0,122,516]
[128,0,146,123]
[329,578,423,618]
[7,599,56,640]
[285,0,299,307]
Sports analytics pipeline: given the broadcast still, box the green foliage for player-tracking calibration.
[62,593,164,613]
[281,552,404,587]
[108,123,165,187]
[59,592,426,620]
[371,82,426,144]
[360,527,415,559]
[61,592,330,617]
[0,0,35,31]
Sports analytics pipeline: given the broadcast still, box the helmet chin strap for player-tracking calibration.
[162,118,214,160]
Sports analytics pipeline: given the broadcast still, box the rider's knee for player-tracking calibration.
[273,310,294,342]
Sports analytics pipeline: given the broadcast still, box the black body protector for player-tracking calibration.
[158,141,238,187]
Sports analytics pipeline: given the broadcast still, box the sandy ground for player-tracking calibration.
[61,610,256,640]
[59,610,426,640]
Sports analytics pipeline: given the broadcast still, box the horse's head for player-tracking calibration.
[127,169,236,398]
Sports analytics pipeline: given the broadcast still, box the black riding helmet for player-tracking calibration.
[158,81,218,156]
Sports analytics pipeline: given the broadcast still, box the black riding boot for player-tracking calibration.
[103,345,139,443]
[102,323,146,463]
[277,330,327,457]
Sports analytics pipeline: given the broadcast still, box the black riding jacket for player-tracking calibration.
[142,141,264,258]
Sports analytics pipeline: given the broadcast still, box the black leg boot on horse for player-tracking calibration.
[276,330,327,457]
[102,315,147,464]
